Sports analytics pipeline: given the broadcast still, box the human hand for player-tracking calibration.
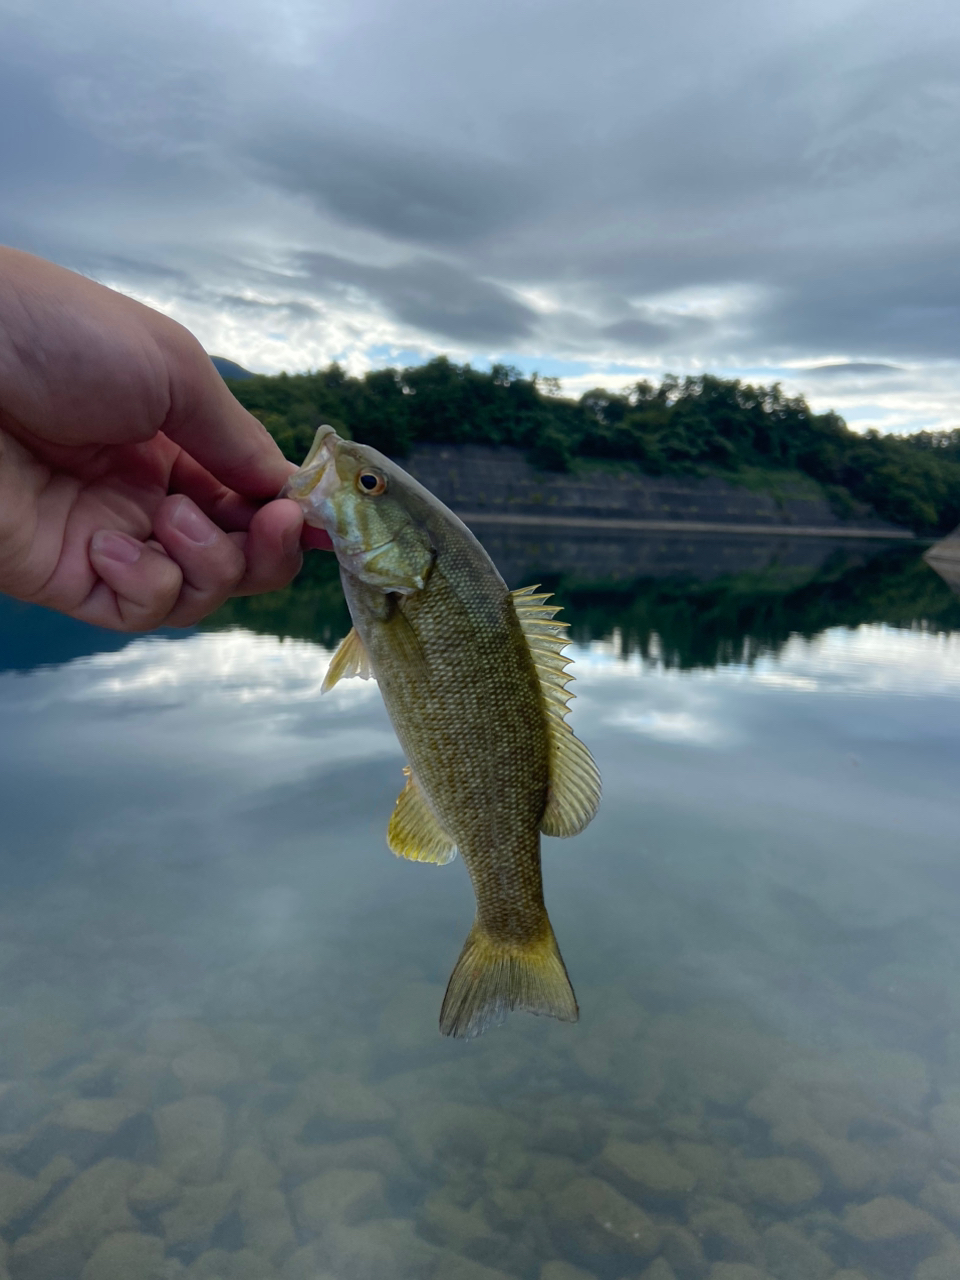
[0,247,329,631]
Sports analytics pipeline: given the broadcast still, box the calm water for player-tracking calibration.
[0,540,959,1280]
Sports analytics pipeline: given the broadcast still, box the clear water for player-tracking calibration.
[0,541,959,1280]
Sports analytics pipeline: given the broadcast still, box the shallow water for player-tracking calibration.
[1,542,959,1280]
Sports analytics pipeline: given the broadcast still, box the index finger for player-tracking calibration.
[154,321,293,500]
[169,443,297,531]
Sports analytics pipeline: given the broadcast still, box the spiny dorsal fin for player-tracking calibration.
[321,627,373,694]
[511,585,602,838]
[388,768,458,865]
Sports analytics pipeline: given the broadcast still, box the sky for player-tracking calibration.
[2,0,959,434]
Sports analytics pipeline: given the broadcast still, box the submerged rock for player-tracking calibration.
[57,1099,142,1133]
[224,1145,281,1191]
[280,1245,340,1280]
[292,1168,388,1232]
[159,1180,239,1253]
[548,1175,661,1261]
[431,1255,516,1280]
[0,1156,74,1231]
[114,1054,174,1108]
[919,1173,960,1228]
[527,1155,580,1197]
[418,1190,500,1254]
[672,1143,727,1197]
[185,1247,279,1280]
[747,1067,933,1194]
[687,1200,762,1266]
[706,1266,768,1280]
[736,1156,821,1208]
[171,1046,242,1095]
[539,1261,598,1280]
[761,1223,834,1280]
[637,1261,678,1280]
[295,1071,395,1138]
[128,1166,180,1213]
[842,1194,941,1244]
[536,1110,603,1162]
[145,1019,220,1060]
[914,1242,960,1280]
[319,1216,439,1280]
[78,1231,166,1280]
[645,1014,784,1109]
[238,1185,296,1263]
[485,1186,541,1232]
[155,1096,228,1184]
[395,1102,520,1173]
[930,1104,960,1163]
[596,1140,697,1199]
[21,1098,150,1172]
[659,1222,708,1278]
[10,1157,139,1280]
[277,1133,414,1190]
[835,1048,930,1119]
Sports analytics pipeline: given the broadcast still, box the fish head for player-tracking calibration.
[283,426,434,594]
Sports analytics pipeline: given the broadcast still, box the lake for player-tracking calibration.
[0,537,958,1280]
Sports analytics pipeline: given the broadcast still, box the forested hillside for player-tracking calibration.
[222,358,960,535]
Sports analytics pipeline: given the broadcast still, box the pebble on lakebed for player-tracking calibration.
[0,994,956,1279]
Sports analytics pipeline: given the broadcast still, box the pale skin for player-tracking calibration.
[0,247,330,632]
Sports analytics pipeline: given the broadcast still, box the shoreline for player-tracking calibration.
[457,511,917,540]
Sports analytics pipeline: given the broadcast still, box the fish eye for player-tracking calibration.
[357,471,386,495]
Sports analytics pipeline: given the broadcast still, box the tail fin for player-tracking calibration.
[439,918,578,1038]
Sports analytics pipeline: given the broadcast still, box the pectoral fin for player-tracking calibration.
[321,627,372,694]
[387,769,458,865]
[511,585,602,837]
[385,600,429,685]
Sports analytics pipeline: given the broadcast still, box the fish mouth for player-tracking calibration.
[281,425,339,512]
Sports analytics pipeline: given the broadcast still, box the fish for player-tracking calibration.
[283,425,601,1037]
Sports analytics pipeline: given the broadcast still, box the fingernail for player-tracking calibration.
[91,531,142,565]
[170,498,218,546]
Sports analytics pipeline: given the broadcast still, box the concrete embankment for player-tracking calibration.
[402,445,912,540]
[400,445,913,586]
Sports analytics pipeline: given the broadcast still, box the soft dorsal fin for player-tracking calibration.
[388,768,458,865]
[511,586,602,838]
[321,627,372,694]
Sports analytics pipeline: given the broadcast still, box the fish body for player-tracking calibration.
[284,426,600,1037]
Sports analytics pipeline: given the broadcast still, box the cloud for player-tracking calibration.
[804,363,903,378]
[1,0,959,428]
[298,252,536,345]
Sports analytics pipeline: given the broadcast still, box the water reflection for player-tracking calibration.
[0,537,959,1280]
[207,539,960,674]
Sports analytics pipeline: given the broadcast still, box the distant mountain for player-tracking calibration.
[210,356,255,380]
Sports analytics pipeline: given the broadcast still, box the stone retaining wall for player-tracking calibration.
[401,445,904,534]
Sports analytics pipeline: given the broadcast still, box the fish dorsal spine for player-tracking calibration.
[511,585,602,838]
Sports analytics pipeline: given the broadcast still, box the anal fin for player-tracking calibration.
[387,769,457,865]
[322,627,372,694]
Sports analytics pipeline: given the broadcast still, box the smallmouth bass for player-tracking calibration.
[284,426,601,1037]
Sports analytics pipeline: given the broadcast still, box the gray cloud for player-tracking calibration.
[249,119,537,250]
[805,363,903,378]
[297,252,535,344]
[0,0,958,426]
